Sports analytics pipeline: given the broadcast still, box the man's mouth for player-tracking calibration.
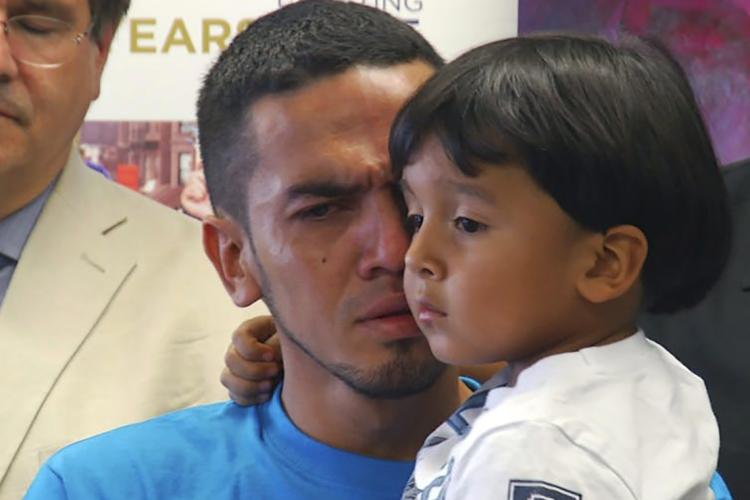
[0,96,26,124]
[358,294,412,321]
[0,105,22,124]
[356,294,422,340]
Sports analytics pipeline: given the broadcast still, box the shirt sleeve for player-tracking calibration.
[711,472,734,500]
[24,463,69,500]
[446,421,635,500]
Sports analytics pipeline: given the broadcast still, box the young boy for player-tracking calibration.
[389,34,732,499]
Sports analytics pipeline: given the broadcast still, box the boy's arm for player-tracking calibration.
[222,316,283,405]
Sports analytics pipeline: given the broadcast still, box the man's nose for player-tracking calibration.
[0,22,20,80]
[356,193,411,279]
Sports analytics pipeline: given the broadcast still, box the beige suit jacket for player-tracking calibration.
[0,149,267,498]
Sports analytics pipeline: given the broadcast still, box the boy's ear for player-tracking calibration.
[203,215,262,307]
[576,225,648,305]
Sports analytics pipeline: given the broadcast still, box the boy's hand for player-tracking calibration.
[221,316,283,405]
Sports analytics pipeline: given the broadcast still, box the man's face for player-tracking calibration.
[243,62,444,398]
[0,0,109,210]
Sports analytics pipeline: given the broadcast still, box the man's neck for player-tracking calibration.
[0,152,68,220]
[281,361,470,461]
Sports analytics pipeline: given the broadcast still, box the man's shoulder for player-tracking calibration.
[50,401,245,461]
[43,402,260,481]
[27,401,273,499]
[472,339,715,451]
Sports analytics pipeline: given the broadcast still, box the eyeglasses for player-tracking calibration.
[1,15,91,69]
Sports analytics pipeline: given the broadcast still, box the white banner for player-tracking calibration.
[88,0,518,121]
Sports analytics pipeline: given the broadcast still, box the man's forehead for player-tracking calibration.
[287,163,392,195]
[239,62,434,201]
[6,0,87,17]
[8,0,84,9]
[249,126,394,192]
[249,62,434,147]
[246,62,434,152]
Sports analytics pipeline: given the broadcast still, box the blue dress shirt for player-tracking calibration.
[0,182,55,307]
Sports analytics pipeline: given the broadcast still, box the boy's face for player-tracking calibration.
[401,136,593,366]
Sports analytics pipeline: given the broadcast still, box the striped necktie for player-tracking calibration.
[0,253,15,306]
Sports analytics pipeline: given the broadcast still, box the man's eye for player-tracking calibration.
[300,204,333,219]
[454,217,485,233]
[407,214,423,233]
[14,18,59,36]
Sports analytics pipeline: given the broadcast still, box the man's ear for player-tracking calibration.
[203,215,262,307]
[576,225,648,305]
[89,23,117,100]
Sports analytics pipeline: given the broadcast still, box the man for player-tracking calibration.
[0,1,263,497]
[25,2,476,498]
[640,158,750,498]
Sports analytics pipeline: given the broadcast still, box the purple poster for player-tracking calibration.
[520,0,750,166]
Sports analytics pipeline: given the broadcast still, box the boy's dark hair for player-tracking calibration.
[198,0,443,228]
[390,33,731,314]
[88,0,131,41]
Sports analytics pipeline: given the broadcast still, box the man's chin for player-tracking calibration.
[274,307,444,399]
[328,351,447,400]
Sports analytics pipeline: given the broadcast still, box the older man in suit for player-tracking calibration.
[0,1,265,497]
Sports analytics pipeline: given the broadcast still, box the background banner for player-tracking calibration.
[520,0,750,166]
[81,0,745,214]
[80,0,518,213]
[88,0,519,121]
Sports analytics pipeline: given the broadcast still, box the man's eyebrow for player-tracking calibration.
[286,180,367,200]
[19,0,76,21]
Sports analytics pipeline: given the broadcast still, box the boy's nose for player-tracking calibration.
[405,223,445,281]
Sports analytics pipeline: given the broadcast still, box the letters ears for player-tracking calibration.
[203,215,263,307]
[576,225,648,305]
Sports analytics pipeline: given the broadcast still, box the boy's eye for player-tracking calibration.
[407,214,424,233]
[454,216,485,233]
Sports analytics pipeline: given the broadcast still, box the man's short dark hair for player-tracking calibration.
[198,0,443,228]
[390,33,731,314]
[88,0,130,41]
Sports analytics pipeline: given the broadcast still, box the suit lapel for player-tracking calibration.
[0,150,137,480]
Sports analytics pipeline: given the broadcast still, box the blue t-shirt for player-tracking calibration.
[25,385,415,499]
[25,377,731,500]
